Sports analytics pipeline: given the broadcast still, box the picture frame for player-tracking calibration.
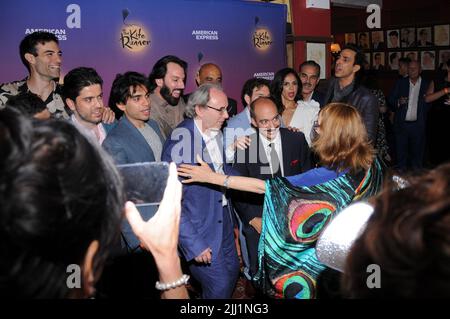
[421,50,436,70]
[400,27,415,48]
[371,30,385,50]
[434,25,450,46]
[416,27,433,47]
[364,53,371,69]
[387,29,400,48]
[357,32,370,49]
[306,42,326,79]
[372,52,385,70]
[404,51,418,61]
[345,33,356,45]
[388,52,401,70]
[438,50,450,69]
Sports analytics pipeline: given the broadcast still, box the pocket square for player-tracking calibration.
[290,159,299,166]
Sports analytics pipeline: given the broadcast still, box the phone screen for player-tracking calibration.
[117,161,169,207]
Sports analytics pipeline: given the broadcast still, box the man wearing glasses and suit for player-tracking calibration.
[162,83,239,299]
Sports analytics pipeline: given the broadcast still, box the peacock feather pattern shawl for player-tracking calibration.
[253,158,383,298]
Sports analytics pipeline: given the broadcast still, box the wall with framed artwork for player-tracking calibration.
[335,23,450,71]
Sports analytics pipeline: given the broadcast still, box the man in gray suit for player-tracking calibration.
[224,77,271,162]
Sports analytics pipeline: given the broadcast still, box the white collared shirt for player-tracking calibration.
[259,130,284,177]
[405,77,422,121]
[194,118,228,206]
[71,114,107,145]
[290,97,320,146]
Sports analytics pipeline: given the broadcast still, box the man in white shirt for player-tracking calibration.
[291,60,325,146]
[63,67,116,145]
[388,60,433,170]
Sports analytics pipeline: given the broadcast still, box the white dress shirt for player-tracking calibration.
[195,119,228,206]
[259,130,284,177]
[290,96,320,146]
[405,77,422,121]
[71,114,107,145]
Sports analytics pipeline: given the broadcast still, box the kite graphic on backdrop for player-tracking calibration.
[197,52,204,63]
[119,8,151,52]
[253,16,273,51]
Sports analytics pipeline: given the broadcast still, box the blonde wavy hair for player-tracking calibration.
[312,102,375,173]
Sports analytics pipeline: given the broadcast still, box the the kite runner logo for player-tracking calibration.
[119,9,151,52]
[253,17,273,51]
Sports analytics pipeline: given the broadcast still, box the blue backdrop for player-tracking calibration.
[0,0,286,111]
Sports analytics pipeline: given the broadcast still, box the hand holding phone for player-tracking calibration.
[117,162,170,207]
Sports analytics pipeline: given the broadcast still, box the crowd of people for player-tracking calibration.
[0,31,449,299]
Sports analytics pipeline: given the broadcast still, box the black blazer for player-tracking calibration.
[324,77,379,143]
[231,128,311,224]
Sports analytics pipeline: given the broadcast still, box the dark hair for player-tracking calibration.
[270,67,302,113]
[299,60,321,77]
[398,57,411,66]
[240,77,271,106]
[419,28,428,36]
[148,55,187,93]
[389,52,398,64]
[341,44,365,82]
[19,31,59,73]
[108,72,149,119]
[249,96,278,120]
[423,51,435,59]
[388,30,399,37]
[0,108,124,298]
[344,164,450,298]
[447,59,450,68]
[6,92,47,117]
[62,67,103,102]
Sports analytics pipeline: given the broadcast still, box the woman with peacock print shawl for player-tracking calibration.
[178,102,384,298]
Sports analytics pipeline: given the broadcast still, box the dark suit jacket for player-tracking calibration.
[162,118,237,262]
[232,128,311,225]
[387,76,431,130]
[102,116,165,251]
[312,90,325,107]
[102,116,165,164]
[324,77,379,143]
[183,93,238,117]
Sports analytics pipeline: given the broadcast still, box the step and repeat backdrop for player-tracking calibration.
[0,0,286,111]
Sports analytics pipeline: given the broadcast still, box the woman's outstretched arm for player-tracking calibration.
[178,154,266,194]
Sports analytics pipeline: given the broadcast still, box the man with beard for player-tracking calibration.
[231,96,311,280]
[323,44,379,143]
[63,67,116,145]
[148,55,188,139]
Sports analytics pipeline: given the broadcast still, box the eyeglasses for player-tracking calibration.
[206,104,230,114]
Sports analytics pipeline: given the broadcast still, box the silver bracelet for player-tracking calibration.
[223,175,230,189]
[155,274,190,291]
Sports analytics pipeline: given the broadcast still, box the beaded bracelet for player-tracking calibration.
[155,274,190,291]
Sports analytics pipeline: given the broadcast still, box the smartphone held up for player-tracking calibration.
[117,161,170,207]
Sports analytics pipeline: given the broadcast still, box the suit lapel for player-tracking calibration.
[280,130,291,177]
[123,117,156,161]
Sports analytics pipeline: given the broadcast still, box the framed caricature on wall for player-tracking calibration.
[434,25,450,46]
[306,42,326,79]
